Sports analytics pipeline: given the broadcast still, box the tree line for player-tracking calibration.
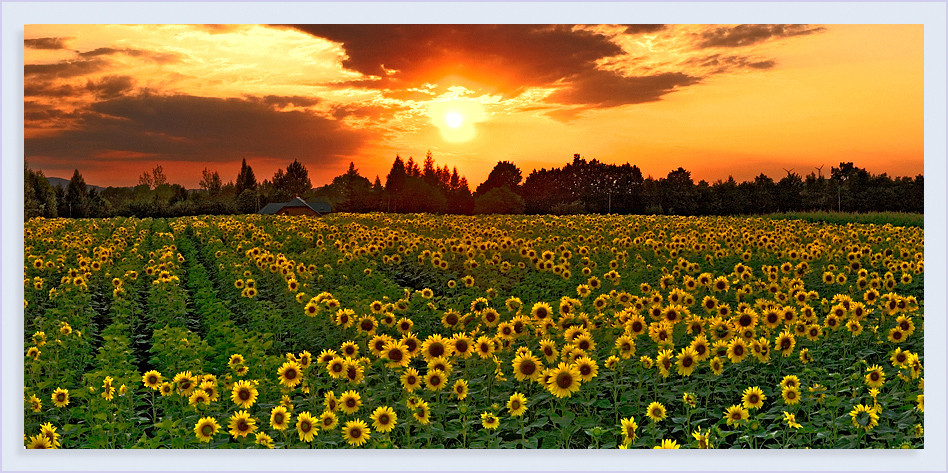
[24,153,922,219]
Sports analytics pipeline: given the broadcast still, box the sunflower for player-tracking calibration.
[401,367,421,392]
[783,411,802,429]
[426,356,453,376]
[172,371,194,396]
[691,426,711,449]
[799,347,812,364]
[424,369,448,392]
[278,360,303,388]
[538,338,559,362]
[371,406,398,433]
[546,362,582,398]
[676,346,699,377]
[448,379,469,401]
[776,331,796,357]
[626,314,647,337]
[864,365,886,388]
[142,370,163,390]
[51,388,69,408]
[188,389,210,407]
[614,334,636,360]
[26,434,52,449]
[194,416,220,443]
[742,386,766,410]
[101,376,116,401]
[890,347,910,367]
[474,336,495,358]
[689,334,710,361]
[887,327,906,343]
[228,410,257,439]
[357,315,378,335]
[369,334,394,358]
[270,405,291,430]
[319,410,338,431]
[507,392,528,417]
[655,349,674,378]
[708,356,724,375]
[480,411,500,430]
[574,356,599,382]
[509,352,543,383]
[646,401,667,423]
[383,340,410,368]
[339,341,359,359]
[296,411,318,442]
[724,405,749,425]
[326,356,347,379]
[654,439,680,449]
[421,334,453,360]
[159,382,174,397]
[849,404,879,432]
[620,416,638,444]
[531,302,553,321]
[781,386,801,405]
[39,422,60,448]
[413,400,431,425]
[230,380,258,409]
[726,337,748,364]
[340,390,362,414]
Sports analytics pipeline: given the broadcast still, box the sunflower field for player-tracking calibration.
[23,213,924,449]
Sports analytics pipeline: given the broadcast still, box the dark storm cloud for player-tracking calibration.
[85,75,135,98]
[624,24,665,34]
[685,54,776,73]
[24,81,77,98]
[253,95,321,108]
[25,37,71,49]
[549,70,700,108]
[25,93,367,168]
[77,47,180,64]
[286,25,624,94]
[24,58,108,78]
[697,24,825,48]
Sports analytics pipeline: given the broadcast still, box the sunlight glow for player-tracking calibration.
[445,112,464,128]
[428,98,488,143]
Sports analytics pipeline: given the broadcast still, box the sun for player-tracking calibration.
[428,98,487,143]
[445,112,464,128]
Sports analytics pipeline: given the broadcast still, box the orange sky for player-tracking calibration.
[24,24,923,189]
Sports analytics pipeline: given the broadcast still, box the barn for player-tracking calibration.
[257,197,332,216]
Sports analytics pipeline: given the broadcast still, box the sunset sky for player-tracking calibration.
[23,24,924,189]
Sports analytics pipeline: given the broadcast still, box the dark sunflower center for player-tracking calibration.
[632,322,643,332]
[388,349,403,361]
[332,363,343,372]
[430,375,441,385]
[870,372,880,381]
[556,372,573,389]
[346,399,356,407]
[749,394,759,403]
[894,331,903,339]
[374,341,386,351]
[202,425,213,435]
[238,420,248,431]
[579,364,592,375]
[301,421,311,432]
[682,357,693,367]
[787,391,797,399]
[767,314,778,323]
[429,343,445,357]
[511,401,520,410]
[578,340,590,350]
[379,414,390,424]
[739,315,752,327]
[239,390,250,400]
[455,340,469,352]
[361,320,373,331]
[407,376,417,385]
[275,414,284,424]
[285,369,297,379]
[446,314,458,325]
[346,367,357,378]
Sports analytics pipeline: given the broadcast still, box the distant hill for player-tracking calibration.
[46,176,109,192]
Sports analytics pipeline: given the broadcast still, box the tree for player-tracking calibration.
[199,168,223,196]
[24,167,58,219]
[65,169,89,218]
[138,165,166,189]
[474,186,524,214]
[275,159,312,198]
[476,161,522,195]
[384,155,407,212]
[235,159,257,196]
